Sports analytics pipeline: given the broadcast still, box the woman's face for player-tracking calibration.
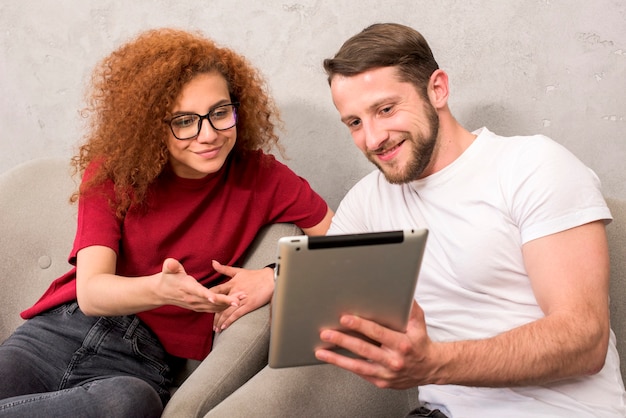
[166,72,237,179]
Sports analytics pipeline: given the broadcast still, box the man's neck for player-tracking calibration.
[420,110,475,178]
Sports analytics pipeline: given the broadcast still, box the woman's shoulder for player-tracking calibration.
[232,149,292,177]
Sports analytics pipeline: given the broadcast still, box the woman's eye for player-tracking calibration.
[212,110,228,119]
[173,115,196,128]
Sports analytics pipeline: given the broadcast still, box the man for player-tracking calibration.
[315,22,626,417]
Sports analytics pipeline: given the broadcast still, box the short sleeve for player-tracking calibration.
[69,172,122,265]
[502,136,611,244]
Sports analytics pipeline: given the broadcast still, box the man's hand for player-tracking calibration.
[209,260,275,332]
[315,300,435,389]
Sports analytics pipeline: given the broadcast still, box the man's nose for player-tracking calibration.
[363,120,389,152]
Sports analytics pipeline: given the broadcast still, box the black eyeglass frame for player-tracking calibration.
[167,102,239,140]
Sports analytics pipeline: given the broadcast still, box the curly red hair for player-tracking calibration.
[71,28,282,218]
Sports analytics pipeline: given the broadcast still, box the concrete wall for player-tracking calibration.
[1,0,624,210]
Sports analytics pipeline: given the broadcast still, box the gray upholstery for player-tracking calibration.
[1,157,624,416]
[200,363,420,418]
[0,157,77,339]
[607,198,626,383]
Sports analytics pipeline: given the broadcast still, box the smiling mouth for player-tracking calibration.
[195,147,221,158]
[373,140,404,160]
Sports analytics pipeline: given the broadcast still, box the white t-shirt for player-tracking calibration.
[329,128,626,417]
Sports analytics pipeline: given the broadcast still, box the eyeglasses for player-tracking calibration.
[168,103,239,140]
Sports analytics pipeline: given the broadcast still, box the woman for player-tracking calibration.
[0,28,332,417]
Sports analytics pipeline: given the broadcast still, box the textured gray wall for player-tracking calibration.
[1,1,624,210]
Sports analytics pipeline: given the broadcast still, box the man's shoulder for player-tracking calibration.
[477,127,561,152]
[475,128,577,171]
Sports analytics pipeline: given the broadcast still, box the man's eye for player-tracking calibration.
[348,119,361,129]
[380,106,393,115]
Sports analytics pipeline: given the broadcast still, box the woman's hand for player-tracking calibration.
[76,247,242,316]
[209,260,275,332]
[158,258,243,312]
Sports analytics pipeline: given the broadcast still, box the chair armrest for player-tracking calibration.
[163,223,302,416]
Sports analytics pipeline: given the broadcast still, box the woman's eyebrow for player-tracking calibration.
[171,98,232,116]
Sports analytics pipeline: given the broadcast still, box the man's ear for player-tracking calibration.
[427,69,449,109]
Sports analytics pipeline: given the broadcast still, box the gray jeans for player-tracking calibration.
[0,302,171,417]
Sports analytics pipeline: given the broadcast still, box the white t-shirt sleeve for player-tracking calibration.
[500,135,611,244]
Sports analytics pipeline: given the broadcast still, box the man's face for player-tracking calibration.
[330,66,439,183]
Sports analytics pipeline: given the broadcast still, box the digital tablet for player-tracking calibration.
[268,229,428,368]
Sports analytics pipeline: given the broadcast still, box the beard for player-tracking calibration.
[366,102,439,184]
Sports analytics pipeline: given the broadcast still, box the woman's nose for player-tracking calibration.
[196,119,218,143]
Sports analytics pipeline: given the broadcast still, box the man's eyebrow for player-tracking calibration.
[340,96,401,124]
[340,114,357,124]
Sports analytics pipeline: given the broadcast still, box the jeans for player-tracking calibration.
[0,302,172,418]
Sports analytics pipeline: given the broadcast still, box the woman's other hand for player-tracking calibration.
[209,260,274,332]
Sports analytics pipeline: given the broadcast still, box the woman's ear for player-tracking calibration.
[427,69,449,109]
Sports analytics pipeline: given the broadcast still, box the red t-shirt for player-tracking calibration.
[21,150,328,360]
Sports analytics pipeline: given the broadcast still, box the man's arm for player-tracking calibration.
[315,220,610,388]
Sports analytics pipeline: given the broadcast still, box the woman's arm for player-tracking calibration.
[302,208,334,236]
[75,245,241,316]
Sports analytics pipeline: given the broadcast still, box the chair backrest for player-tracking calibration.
[606,197,626,383]
[0,157,77,341]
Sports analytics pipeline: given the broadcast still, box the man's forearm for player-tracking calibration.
[433,312,609,387]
